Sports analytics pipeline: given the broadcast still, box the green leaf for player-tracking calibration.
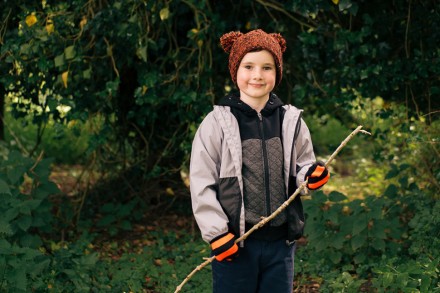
[100,203,115,213]
[374,239,386,251]
[331,232,346,249]
[120,220,132,231]
[396,272,409,288]
[30,258,51,276]
[38,182,60,196]
[311,191,327,204]
[328,191,347,202]
[351,234,366,251]
[15,268,27,291]
[0,220,13,236]
[20,44,31,55]
[368,205,383,220]
[160,8,170,21]
[80,253,98,266]
[314,236,329,252]
[305,224,325,242]
[136,46,147,62]
[0,239,11,253]
[117,200,137,217]
[353,252,366,264]
[340,217,353,235]
[83,68,92,79]
[385,164,399,179]
[33,188,50,200]
[383,184,398,198]
[326,209,339,225]
[348,2,359,15]
[64,45,76,60]
[0,179,11,195]
[4,208,19,222]
[38,56,49,71]
[371,220,387,239]
[398,176,408,188]
[352,216,367,236]
[97,215,116,227]
[338,0,353,11]
[19,200,42,215]
[22,247,42,260]
[420,275,431,292]
[329,251,342,264]
[54,53,65,67]
[32,157,54,179]
[5,54,14,63]
[16,215,32,231]
[7,166,26,185]
[20,234,42,248]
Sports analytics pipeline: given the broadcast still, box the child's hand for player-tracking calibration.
[210,232,239,261]
[305,161,330,190]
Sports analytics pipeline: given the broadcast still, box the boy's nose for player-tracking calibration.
[252,68,263,79]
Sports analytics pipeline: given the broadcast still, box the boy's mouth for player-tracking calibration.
[249,83,264,88]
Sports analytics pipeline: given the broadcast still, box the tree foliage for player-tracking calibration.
[1,0,438,187]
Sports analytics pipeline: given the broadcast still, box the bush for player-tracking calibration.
[297,104,439,292]
[3,110,91,165]
[0,150,58,292]
[43,230,211,292]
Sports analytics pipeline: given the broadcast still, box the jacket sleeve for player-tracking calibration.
[190,113,229,243]
[295,118,316,189]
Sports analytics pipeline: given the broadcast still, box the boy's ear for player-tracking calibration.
[220,31,243,53]
[270,33,287,53]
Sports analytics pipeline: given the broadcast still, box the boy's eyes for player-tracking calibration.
[243,65,274,70]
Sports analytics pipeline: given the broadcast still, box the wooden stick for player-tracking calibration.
[324,126,371,168]
[174,125,370,293]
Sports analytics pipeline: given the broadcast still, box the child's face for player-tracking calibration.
[236,50,276,104]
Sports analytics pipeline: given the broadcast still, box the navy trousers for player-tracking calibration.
[211,238,296,293]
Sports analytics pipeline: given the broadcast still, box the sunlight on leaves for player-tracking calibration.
[160,8,170,21]
[45,19,54,34]
[62,71,69,88]
[25,14,37,27]
[79,16,87,30]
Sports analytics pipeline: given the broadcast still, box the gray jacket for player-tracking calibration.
[190,104,316,243]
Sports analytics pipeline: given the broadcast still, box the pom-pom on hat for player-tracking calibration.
[220,29,286,86]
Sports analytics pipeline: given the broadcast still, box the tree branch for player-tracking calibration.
[174,125,371,293]
[255,0,317,30]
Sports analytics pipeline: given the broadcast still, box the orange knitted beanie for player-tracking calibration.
[220,29,287,86]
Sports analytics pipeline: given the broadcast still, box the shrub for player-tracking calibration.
[298,105,439,291]
[0,150,58,292]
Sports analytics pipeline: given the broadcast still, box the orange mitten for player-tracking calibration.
[305,161,330,190]
[210,232,239,261]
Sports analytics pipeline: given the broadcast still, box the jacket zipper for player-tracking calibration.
[257,112,271,220]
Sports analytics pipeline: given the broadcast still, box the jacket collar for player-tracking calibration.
[217,92,284,116]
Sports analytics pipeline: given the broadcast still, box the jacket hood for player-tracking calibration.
[218,92,284,116]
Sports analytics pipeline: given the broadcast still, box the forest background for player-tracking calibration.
[0,0,439,292]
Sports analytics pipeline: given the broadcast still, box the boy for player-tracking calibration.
[190,29,330,293]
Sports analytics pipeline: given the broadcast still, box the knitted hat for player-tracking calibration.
[220,29,287,86]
